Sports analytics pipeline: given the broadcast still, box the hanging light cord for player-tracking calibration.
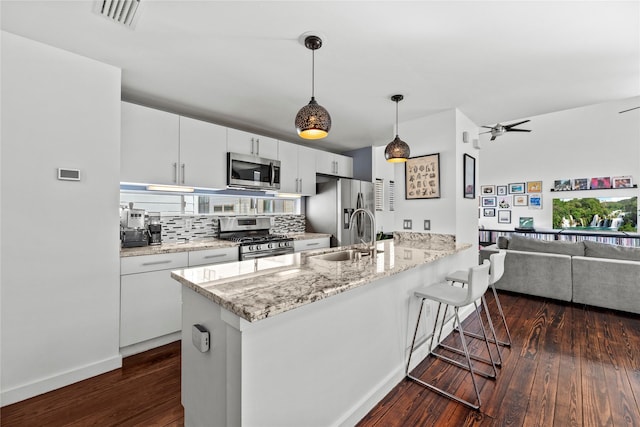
[395,100,399,136]
[311,49,315,99]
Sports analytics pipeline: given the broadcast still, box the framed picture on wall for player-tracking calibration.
[513,195,529,206]
[481,196,497,207]
[527,181,542,193]
[590,176,611,189]
[496,185,508,196]
[508,182,526,194]
[612,176,633,188]
[572,178,589,190]
[463,154,476,199]
[498,195,512,209]
[498,210,512,224]
[529,194,542,209]
[554,179,571,191]
[480,185,495,195]
[483,208,496,217]
[405,153,440,199]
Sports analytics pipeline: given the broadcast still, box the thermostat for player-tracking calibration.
[58,168,81,181]
[192,324,210,353]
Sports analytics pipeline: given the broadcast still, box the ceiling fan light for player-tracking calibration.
[295,97,331,139]
[385,135,410,163]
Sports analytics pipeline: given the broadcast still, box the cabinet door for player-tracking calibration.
[297,145,317,195]
[188,247,239,267]
[315,150,335,175]
[120,269,182,347]
[227,128,278,159]
[334,154,354,178]
[121,102,179,185]
[278,141,299,193]
[179,116,227,188]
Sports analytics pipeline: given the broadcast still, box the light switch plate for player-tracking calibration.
[424,220,431,230]
[403,219,412,230]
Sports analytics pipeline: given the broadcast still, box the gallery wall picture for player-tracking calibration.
[405,153,440,199]
[483,208,496,217]
[498,210,512,224]
[481,185,495,195]
[590,176,611,189]
[554,179,572,191]
[527,181,542,192]
[529,194,542,209]
[497,185,507,196]
[508,182,525,194]
[513,195,529,206]
[498,195,512,209]
[481,196,497,207]
[612,175,633,188]
[463,154,476,199]
[572,178,589,190]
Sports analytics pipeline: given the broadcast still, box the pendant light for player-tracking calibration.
[385,94,411,163]
[295,35,331,140]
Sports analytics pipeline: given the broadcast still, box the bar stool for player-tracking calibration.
[446,251,512,355]
[406,260,494,410]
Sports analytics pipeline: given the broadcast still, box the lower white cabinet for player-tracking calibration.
[120,247,239,349]
[293,237,330,253]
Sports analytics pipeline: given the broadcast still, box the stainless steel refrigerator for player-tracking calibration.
[306,178,375,247]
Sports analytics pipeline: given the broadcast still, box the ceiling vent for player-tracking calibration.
[95,0,141,29]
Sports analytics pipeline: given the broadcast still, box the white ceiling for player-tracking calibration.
[2,1,639,152]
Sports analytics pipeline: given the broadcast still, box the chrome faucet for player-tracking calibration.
[348,208,376,255]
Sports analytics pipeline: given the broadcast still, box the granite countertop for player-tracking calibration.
[171,233,472,323]
[120,233,330,258]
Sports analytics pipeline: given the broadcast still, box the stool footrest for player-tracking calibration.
[437,343,502,368]
[431,351,497,379]
[454,327,512,347]
[407,374,480,410]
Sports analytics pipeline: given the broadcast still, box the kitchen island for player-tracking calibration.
[172,233,474,427]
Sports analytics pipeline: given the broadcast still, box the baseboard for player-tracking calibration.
[1,354,122,407]
[119,332,181,357]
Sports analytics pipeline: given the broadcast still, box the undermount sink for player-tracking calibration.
[308,249,366,262]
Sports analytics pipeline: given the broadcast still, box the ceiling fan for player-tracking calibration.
[619,106,640,113]
[480,120,531,141]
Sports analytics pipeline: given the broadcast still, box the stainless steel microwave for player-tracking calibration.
[227,152,281,190]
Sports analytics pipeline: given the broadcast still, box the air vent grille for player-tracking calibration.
[375,179,384,211]
[96,0,141,28]
[388,180,395,212]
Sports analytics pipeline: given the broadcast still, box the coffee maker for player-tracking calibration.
[120,203,148,248]
[147,213,162,246]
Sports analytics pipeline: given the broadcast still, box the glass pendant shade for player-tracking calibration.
[385,94,410,162]
[295,97,331,139]
[385,135,410,163]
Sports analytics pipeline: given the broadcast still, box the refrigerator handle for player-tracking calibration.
[356,192,365,238]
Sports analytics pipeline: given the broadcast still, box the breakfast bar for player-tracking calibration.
[172,233,474,427]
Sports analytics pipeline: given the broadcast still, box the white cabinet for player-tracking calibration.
[188,247,239,267]
[121,102,180,185]
[293,237,330,252]
[121,102,227,188]
[120,252,188,347]
[179,116,227,188]
[316,151,353,178]
[278,141,317,195]
[228,128,278,159]
[120,247,239,350]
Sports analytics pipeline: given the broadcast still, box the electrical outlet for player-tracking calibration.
[424,220,431,230]
[403,219,412,230]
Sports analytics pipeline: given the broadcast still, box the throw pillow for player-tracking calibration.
[508,235,585,256]
[497,236,510,249]
[583,240,640,261]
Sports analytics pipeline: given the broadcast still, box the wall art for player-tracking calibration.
[405,153,440,199]
[498,195,512,209]
[483,208,496,217]
[527,181,542,192]
[463,154,476,199]
[553,179,572,191]
[572,178,589,190]
[481,196,497,207]
[513,195,529,206]
[529,194,542,209]
[496,185,508,196]
[612,175,633,188]
[508,182,525,194]
[498,210,512,224]
[590,176,611,189]
[480,185,495,195]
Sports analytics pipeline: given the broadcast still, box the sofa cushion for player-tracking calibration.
[583,240,640,261]
[497,236,510,249]
[508,235,585,256]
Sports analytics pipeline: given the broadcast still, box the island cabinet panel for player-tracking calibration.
[178,241,476,427]
[293,237,329,252]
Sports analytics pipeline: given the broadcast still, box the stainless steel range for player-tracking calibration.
[219,217,294,260]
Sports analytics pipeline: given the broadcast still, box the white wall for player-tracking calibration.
[1,31,122,405]
[479,97,640,230]
[455,110,482,248]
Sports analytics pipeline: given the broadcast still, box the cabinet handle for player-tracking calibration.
[335,161,338,174]
[295,178,299,193]
[299,178,302,193]
[141,260,172,266]
[203,254,226,259]
[251,138,255,155]
[306,242,320,246]
[256,138,260,155]
[173,163,178,183]
[181,163,185,184]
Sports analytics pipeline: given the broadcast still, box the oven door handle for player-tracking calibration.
[269,162,275,187]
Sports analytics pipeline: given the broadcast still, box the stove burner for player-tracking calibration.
[222,233,292,245]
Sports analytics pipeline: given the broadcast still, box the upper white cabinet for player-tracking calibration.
[121,102,227,188]
[278,141,316,195]
[316,151,353,178]
[179,116,227,188]
[121,102,180,185]
[227,128,278,159]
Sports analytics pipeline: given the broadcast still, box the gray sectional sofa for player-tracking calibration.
[480,235,640,315]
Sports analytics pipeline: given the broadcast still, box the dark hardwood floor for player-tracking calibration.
[2,292,639,426]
